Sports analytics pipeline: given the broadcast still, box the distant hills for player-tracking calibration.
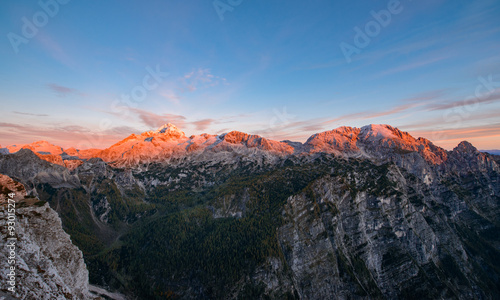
[481,149,500,155]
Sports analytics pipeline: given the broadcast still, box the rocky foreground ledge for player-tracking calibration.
[0,174,124,300]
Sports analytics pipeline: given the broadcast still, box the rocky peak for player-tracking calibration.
[453,141,478,154]
[156,123,177,133]
[153,123,186,139]
[358,124,416,144]
[7,140,64,155]
[334,126,361,137]
[304,124,420,154]
[359,124,397,140]
[219,131,294,154]
[223,131,254,144]
[304,124,423,155]
[13,148,43,160]
[447,140,499,174]
[304,126,360,154]
[0,173,27,202]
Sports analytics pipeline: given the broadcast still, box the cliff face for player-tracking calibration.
[276,162,500,299]
[0,174,92,300]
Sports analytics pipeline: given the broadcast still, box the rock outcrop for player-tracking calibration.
[0,174,93,299]
[276,162,500,299]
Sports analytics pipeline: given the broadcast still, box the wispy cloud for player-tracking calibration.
[252,89,451,141]
[128,108,186,128]
[294,59,346,71]
[159,90,181,105]
[376,56,449,77]
[47,83,84,97]
[321,102,421,127]
[13,111,49,117]
[403,108,500,131]
[36,33,74,68]
[411,123,500,144]
[363,103,420,119]
[192,119,215,131]
[402,89,450,103]
[181,68,227,92]
[425,89,500,111]
[150,68,228,106]
[102,106,245,134]
[105,125,141,136]
[317,89,449,130]
[58,125,90,132]
[252,119,321,141]
[0,122,138,149]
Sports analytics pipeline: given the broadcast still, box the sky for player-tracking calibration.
[1,0,500,150]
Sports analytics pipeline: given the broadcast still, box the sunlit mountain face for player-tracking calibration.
[1,123,499,299]
[0,123,455,168]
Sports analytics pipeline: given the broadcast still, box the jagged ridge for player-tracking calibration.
[0,123,468,168]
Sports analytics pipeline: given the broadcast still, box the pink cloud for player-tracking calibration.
[0,122,138,149]
[128,108,186,128]
[409,123,500,149]
[192,119,215,131]
[425,90,500,111]
[47,83,84,97]
[160,90,181,104]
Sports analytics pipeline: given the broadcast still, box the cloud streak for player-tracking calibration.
[321,102,422,127]
[192,119,215,131]
[376,56,449,77]
[181,68,227,92]
[13,111,49,117]
[128,108,186,128]
[36,33,74,68]
[425,90,500,111]
[159,90,181,105]
[47,83,84,97]
[0,122,139,149]
[410,123,500,146]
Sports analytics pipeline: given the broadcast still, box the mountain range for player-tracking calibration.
[0,123,474,168]
[1,123,499,299]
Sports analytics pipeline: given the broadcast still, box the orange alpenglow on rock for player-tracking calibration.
[0,123,482,169]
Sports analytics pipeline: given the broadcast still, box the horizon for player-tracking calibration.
[1,1,500,150]
[1,122,498,152]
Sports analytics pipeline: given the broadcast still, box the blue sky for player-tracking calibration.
[1,0,500,149]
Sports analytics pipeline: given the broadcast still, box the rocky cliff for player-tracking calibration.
[0,174,93,299]
[276,159,500,299]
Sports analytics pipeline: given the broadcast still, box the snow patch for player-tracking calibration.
[361,124,396,140]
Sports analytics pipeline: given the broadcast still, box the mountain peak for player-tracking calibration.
[145,123,186,140]
[360,124,398,140]
[6,140,64,155]
[454,141,478,154]
[155,123,182,134]
[31,140,51,145]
